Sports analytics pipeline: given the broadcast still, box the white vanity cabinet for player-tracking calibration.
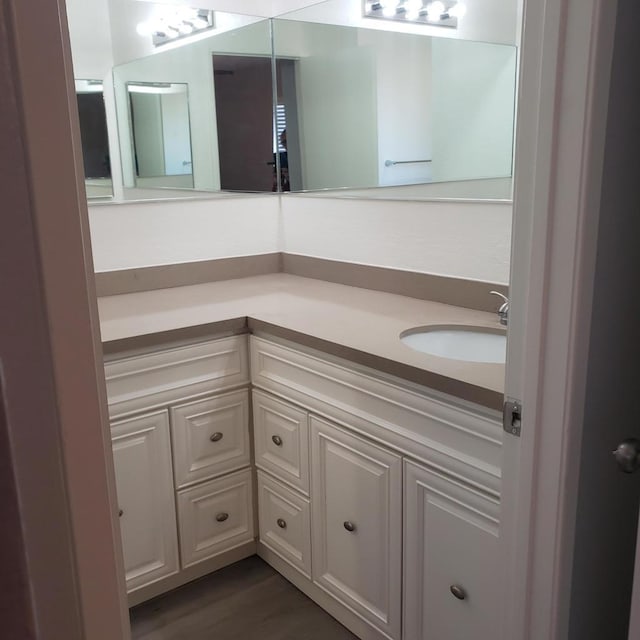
[110,410,179,592]
[104,335,254,603]
[311,416,402,640]
[250,334,502,640]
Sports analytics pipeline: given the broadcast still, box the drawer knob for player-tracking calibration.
[450,585,467,600]
[210,432,224,442]
[215,512,229,523]
[277,518,287,529]
[271,435,283,446]
[343,521,356,533]
[118,508,124,518]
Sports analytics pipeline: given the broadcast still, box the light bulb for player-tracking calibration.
[136,21,153,37]
[405,0,423,11]
[382,3,397,17]
[448,2,467,18]
[178,22,194,35]
[193,16,208,29]
[426,0,445,18]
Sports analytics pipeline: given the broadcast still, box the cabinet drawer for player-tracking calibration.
[311,416,402,640]
[403,459,500,640]
[105,335,249,418]
[257,471,311,578]
[253,390,309,495]
[177,469,254,568]
[171,390,250,489]
[111,411,179,592]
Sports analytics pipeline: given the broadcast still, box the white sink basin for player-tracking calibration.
[400,326,507,363]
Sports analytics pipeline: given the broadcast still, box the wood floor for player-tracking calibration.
[130,556,358,639]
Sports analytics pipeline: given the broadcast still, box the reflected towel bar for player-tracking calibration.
[384,159,432,167]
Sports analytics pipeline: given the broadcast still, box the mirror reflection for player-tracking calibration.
[272,19,516,198]
[114,17,273,196]
[113,10,516,200]
[75,79,113,198]
[127,82,194,189]
[68,0,518,202]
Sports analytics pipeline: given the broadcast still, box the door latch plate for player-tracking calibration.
[503,397,522,437]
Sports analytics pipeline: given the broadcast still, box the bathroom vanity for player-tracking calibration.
[100,274,504,640]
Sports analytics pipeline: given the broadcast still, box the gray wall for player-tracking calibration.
[569,0,640,637]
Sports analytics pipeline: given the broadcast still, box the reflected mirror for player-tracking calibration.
[114,17,273,196]
[75,79,113,198]
[127,82,194,189]
[272,18,517,199]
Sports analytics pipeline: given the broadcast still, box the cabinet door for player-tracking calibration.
[111,411,179,593]
[310,416,402,640]
[403,459,500,640]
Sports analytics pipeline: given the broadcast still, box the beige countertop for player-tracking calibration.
[98,274,505,411]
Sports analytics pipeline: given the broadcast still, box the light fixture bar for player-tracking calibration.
[363,0,465,28]
[136,8,215,48]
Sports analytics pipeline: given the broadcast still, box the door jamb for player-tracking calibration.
[503,0,618,637]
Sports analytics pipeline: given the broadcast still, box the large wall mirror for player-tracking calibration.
[75,79,113,198]
[69,0,518,201]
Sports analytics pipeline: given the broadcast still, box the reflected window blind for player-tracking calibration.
[274,104,287,152]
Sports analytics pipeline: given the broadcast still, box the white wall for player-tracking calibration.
[89,195,280,271]
[281,195,512,283]
[431,39,517,182]
[65,0,113,78]
[89,193,511,284]
[371,30,432,186]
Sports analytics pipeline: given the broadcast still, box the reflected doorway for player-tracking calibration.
[212,55,301,192]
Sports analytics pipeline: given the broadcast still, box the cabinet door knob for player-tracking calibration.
[210,432,224,442]
[343,521,356,533]
[118,508,124,518]
[277,518,287,529]
[215,512,229,522]
[450,585,467,600]
[271,435,283,446]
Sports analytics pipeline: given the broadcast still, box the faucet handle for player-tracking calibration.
[489,290,508,305]
[489,291,509,326]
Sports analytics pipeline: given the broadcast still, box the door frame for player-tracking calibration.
[3,0,131,638]
[503,0,619,637]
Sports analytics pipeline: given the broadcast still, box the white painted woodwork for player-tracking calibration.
[253,389,310,495]
[257,471,312,579]
[104,336,249,418]
[251,335,502,497]
[170,390,250,488]
[110,411,179,593]
[310,415,402,640]
[177,468,255,568]
[403,459,500,640]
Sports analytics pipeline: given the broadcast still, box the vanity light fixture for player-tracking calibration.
[363,0,466,28]
[136,7,214,47]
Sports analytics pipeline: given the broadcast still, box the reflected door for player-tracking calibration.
[212,55,273,192]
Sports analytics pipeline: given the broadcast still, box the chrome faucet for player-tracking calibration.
[489,291,509,326]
